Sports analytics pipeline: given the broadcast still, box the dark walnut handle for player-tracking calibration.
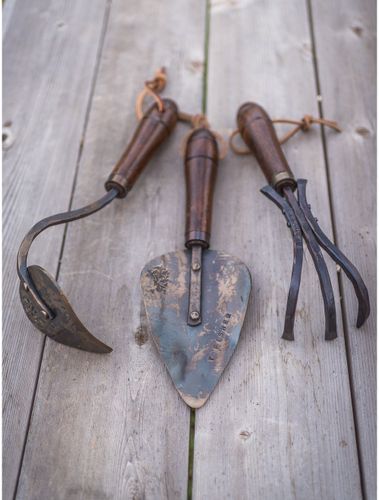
[105,98,178,198]
[185,128,218,248]
[237,102,296,192]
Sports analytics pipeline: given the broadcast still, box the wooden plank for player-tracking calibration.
[310,0,376,497]
[15,1,207,498]
[2,0,17,37]
[3,2,109,499]
[193,1,363,498]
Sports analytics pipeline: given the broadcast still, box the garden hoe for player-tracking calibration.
[140,128,252,408]
[17,99,178,353]
[237,102,370,341]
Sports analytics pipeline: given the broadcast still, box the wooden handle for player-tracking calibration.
[185,128,218,248]
[237,102,296,192]
[105,98,178,198]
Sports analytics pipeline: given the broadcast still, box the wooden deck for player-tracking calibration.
[3,0,376,499]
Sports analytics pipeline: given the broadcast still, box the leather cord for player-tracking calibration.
[230,115,342,155]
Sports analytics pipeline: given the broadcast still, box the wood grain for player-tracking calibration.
[4,0,375,498]
[15,0,207,498]
[311,0,376,496]
[3,1,109,498]
[192,0,363,498]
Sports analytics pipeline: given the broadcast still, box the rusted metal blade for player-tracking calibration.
[284,187,337,340]
[17,189,118,319]
[140,249,251,408]
[261,186,303,340]
[19,265,112,353]
[297,179,370,327]
[17,189,118,352]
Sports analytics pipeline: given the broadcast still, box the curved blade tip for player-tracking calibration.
[20,265,113,354]
[325,330,338,341]
[282,331,295,341]
[356,303,370,328]
[179,392,209,409]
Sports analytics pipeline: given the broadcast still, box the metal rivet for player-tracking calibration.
[41,310,49,319]
[192,262,201,271]
[190,311,200,321]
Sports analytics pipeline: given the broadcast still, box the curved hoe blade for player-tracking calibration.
[140,249,252,408]
[19,265,112,353]
[297,179,370,327]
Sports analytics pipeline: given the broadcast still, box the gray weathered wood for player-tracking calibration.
[3,1,109,498]
[311,0,376,497]
[15,0,207,498]
[193,0,363,498]
[2,0,17,37]
[5,1,375,498]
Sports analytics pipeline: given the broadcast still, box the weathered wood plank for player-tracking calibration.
[2,0,17,37]
[193,0,362,498]
[3,1,109,499]
[16,0,207,498]
[311,0,376,497]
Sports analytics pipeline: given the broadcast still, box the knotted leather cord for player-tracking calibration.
[135,69,228,159]
[178,112,228,160]
[230,115,342,155]
[135,67,167,120]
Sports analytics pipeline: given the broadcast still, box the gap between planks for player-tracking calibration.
[187,3,211,499]
[306,0,368,497]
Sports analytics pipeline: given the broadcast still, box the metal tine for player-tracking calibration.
[283,186,337,340]
[297,179,370,327]
[261,186,303,340]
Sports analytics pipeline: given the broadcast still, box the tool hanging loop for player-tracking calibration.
[135,67,167,120]
[231,108,341,158]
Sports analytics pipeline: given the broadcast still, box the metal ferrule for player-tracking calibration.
[271,171,297,193]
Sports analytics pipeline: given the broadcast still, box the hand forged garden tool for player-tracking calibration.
[17,98,178,353]
[236,102,370,341]
[140,127,252,408]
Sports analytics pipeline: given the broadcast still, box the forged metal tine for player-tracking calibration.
[283,186,337,340]
[297,179,370,327]
[261,186,303,340]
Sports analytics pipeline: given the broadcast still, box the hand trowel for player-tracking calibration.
[140,128,252,408]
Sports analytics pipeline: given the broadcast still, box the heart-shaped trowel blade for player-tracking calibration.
[19,265,112,353]
[141,249,251,408]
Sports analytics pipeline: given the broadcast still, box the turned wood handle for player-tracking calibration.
[185,128,218,248]
[237,102,296,192]
[105,98,178,198]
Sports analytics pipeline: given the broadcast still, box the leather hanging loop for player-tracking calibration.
[178,111,228,160]
[230,113,342,155]
[135,67,167,120]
